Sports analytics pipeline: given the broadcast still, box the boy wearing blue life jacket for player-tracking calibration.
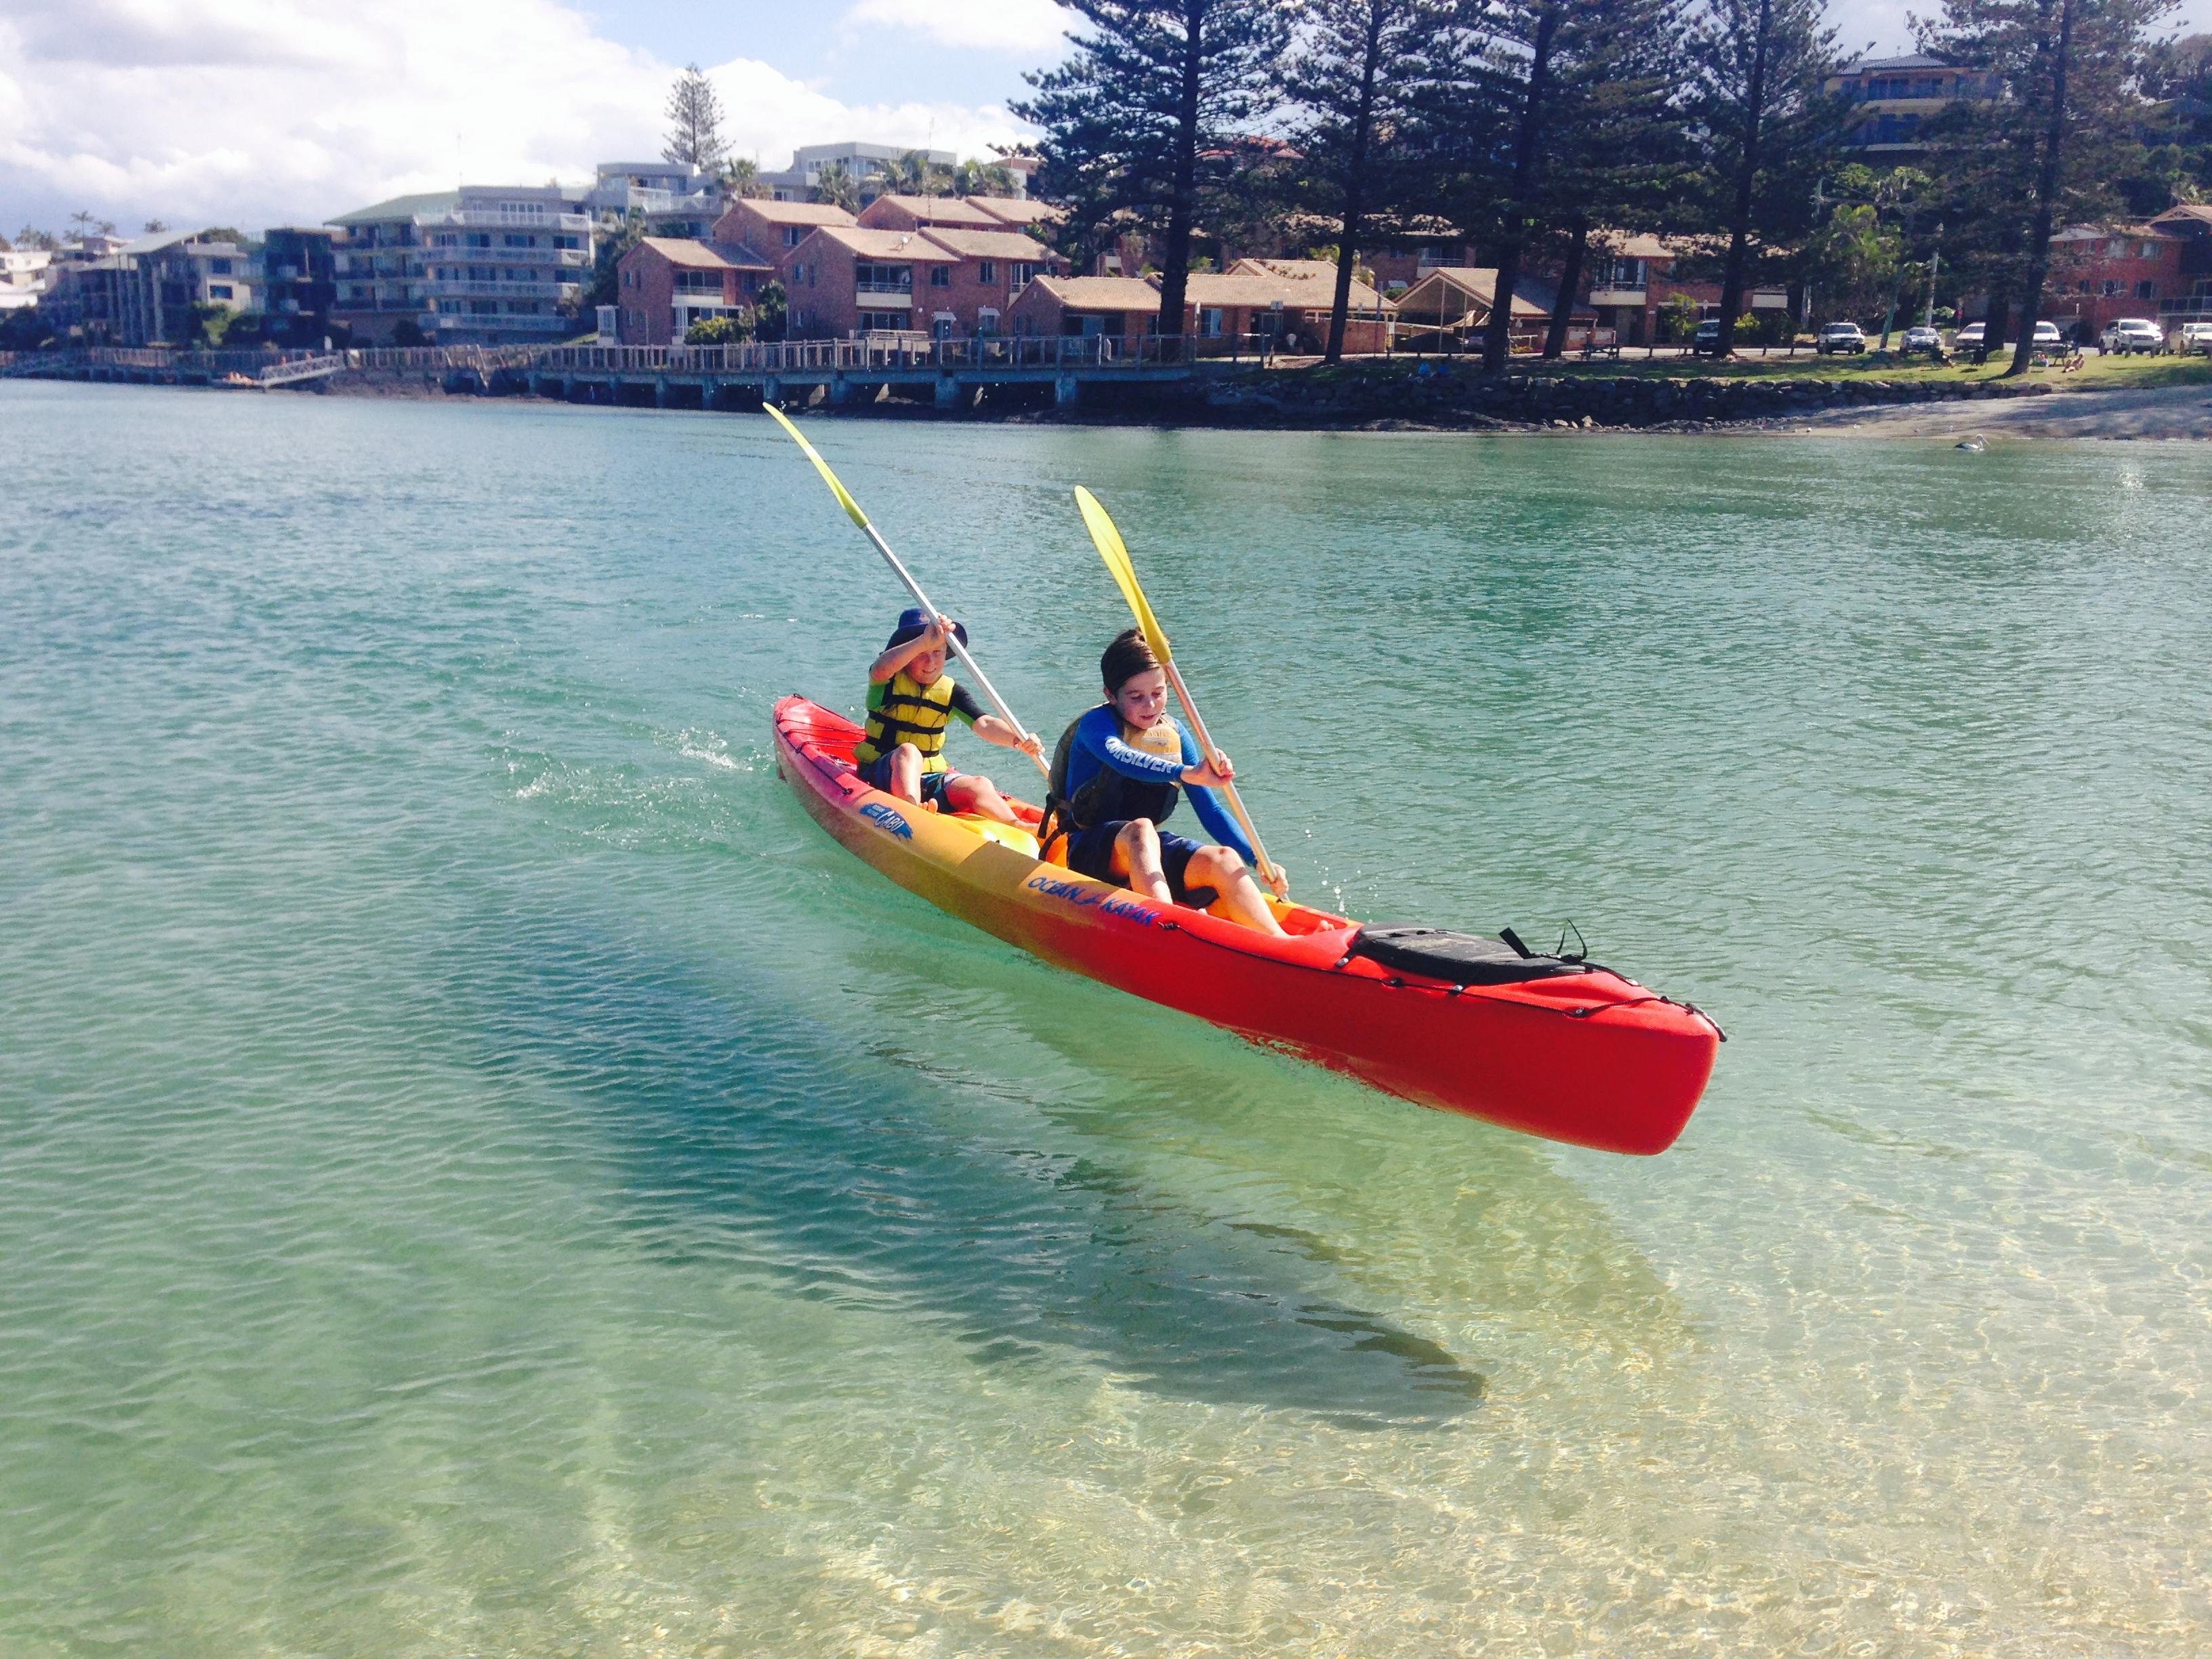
[855,607,1042,825]
[1041,628,1287,937]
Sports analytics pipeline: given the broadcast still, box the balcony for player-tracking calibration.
[423,279,579,300]
[424,210,593,233]
[1589,285,1647,306]
[855,283,913,300]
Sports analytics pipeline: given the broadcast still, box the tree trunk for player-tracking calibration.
[1717,0,1773,359]
[1543,217,1589,359]
[1156,0,1207,340]
[1985,279,2013,355]
[1327,1,1387,364]
[1483,5,1561,373]
[2007,0,2073,377]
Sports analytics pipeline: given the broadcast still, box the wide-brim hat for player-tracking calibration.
[885,606,968,651]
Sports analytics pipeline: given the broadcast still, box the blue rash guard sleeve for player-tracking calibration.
[1174,723,1257,867]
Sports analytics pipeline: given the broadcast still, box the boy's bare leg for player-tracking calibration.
[886,743,923,805]
[1109,820,1173,904]
[944,775,1019,825]
[1186,846,1287,937]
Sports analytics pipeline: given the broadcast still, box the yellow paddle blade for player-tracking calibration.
[764,403,871,531]
[1073,486,1171,660]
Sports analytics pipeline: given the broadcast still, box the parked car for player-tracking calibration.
[1957,321,2065,352]
[2098,318,2162,354]
[1816,321,1868,354]
[1691,317,1725,354]
[1902,325,1944,354]
[2179,321,2212,356]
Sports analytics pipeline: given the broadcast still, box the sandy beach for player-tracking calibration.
[1772,377,2212,440]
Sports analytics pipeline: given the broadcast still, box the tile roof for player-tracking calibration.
[964,197,1067,227]
[327,190,464,226]
[864,194,1002,227]
[912,228,1058,262]
[1192,260,1388,310]
[727,199,857,226]
[806,225,956,258]
[1395,268,1547,319]
[1019,274,1164,311]
[633,237,772,270]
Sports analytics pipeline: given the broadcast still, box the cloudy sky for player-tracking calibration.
[3,0,2207,238]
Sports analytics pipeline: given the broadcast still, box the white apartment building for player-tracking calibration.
[1,247,54,312]
[584,162,724,234]
[759,142,958,201]
[329,184,592,344]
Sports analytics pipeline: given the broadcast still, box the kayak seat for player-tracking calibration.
[1345,926,1591,985]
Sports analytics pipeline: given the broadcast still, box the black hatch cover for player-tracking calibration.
[1347,926,1592,985]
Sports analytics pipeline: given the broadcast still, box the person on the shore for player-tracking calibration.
[856,608,1042,824]
[1041,628,1288,936]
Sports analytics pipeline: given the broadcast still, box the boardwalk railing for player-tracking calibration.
[535,331,1279,375]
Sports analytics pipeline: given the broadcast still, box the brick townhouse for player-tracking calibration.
[713,198,858,258]
[615,237,773,345]
[2042,224,2186,337]
[779,224,1064,340]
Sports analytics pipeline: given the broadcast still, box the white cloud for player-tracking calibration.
[847,0,1069,55]
[0,0,1031,234]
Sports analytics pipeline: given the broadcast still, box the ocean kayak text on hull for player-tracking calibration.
[774,696,1720,1155]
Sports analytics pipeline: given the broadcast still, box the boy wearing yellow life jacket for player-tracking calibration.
[1041,628,1287,937]
[856,608,1042,825]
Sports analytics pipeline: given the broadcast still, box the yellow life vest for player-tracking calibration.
[855,671,958,773]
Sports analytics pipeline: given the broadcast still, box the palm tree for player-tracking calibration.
[719,157,764,200]
[952,159,1017,197]
[813,161,861,212]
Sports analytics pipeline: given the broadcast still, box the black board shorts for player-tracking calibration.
[1067,820,1204,901]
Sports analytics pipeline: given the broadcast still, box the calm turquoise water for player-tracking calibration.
[3,380,2207,1656]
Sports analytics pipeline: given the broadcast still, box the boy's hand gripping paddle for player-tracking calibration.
[764,405,1046,777]
[1072,487,1284,897]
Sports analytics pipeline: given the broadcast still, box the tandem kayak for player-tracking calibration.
[774,695,1721,1154]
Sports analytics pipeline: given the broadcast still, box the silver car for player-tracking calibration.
[1902,325,1943,353]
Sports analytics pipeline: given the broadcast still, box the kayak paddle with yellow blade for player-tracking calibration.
[1071,485,1285,896]
[764,404,1046,777]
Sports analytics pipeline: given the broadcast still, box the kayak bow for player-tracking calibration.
[774,696,1719,1154]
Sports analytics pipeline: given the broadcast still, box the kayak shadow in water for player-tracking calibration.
[458,906,1485,1429]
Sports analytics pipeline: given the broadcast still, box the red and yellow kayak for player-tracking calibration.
[775,696,1720,1154]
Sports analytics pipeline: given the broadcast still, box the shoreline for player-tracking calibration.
[16,359,2212,441]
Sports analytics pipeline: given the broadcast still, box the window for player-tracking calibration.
[2102,279,2122,298]
[930,265,951,288]
[209,284,232,300]
[978,260,998,284]
[674,270,720,293]
[469,300,498,314]
[2136,279,2158,300]
[742,272,758,293]
[1200,307,1224,337]
[504,234,535,247]
[977,307,999,333]
[466,233,491,249]
[2139,241,2158,260]
[859,309,907,331]
[785,226,804,247]
[855,262,912,293]
[435,233,458,247]
[209,259,232,274]
[1011,262,1042,290]
[506,301,540,314]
